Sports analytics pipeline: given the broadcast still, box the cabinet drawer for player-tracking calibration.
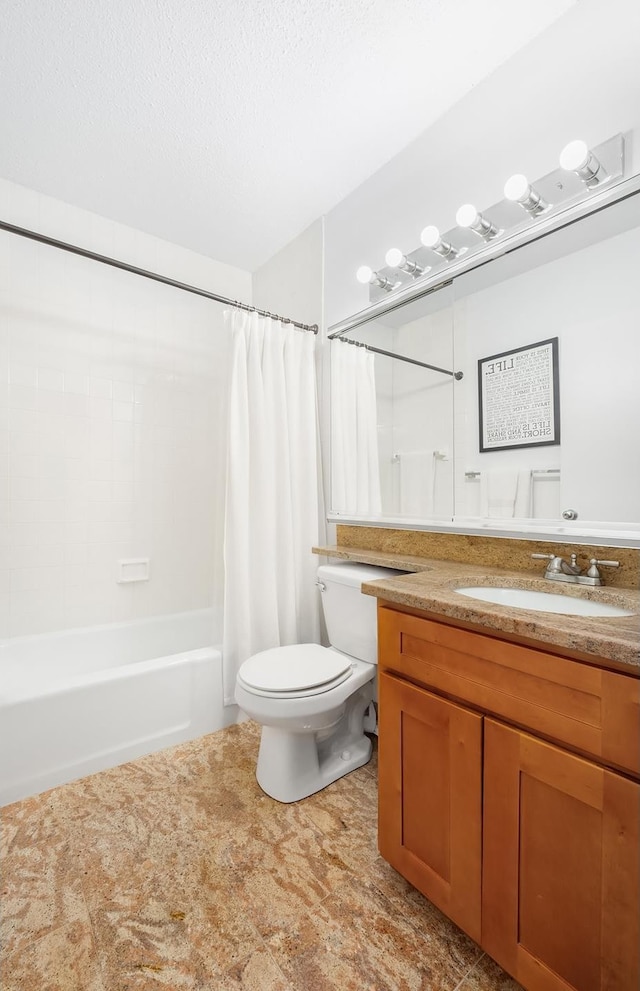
[378,604,640,776]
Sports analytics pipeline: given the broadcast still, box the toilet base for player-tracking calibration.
[256,727,372,803]
[255,685,374,803]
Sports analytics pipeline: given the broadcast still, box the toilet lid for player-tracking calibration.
[239,644,352,694]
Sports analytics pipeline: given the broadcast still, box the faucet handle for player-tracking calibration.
[531,552,564,574]
[587,558,620,579]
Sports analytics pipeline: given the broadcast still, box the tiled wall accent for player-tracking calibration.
[336,525,639,590]
[0,179,251,638]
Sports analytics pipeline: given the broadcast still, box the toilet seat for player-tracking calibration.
[237,644,353,699]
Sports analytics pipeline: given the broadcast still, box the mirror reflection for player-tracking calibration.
[330,188,640,533]
[331,286,455,519]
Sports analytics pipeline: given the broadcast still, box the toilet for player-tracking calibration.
[235,562,402,803]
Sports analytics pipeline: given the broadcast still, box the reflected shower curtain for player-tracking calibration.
[223,310,320,704]
[330,341,382,516]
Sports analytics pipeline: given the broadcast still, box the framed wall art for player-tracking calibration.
[478,337,560,453]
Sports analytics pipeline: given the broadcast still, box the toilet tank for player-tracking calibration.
[317,563,405,664]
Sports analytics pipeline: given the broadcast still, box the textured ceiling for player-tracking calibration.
[1,0,575,271]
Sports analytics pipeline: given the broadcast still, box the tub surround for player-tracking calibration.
[313,546,639,671]
[332,525,640,589]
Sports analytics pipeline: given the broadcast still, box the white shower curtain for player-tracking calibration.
[330,341,382,515]
[222,310,321,704]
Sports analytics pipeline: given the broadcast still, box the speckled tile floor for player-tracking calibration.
[1,721,522,991]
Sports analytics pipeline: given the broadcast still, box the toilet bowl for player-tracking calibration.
[235,562,402,803]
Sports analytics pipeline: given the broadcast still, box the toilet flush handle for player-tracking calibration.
[315,580,326,591]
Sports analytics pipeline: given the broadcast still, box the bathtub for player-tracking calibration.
[0,609,226,806]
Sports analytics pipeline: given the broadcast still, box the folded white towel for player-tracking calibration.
[514,469,533,518]
[481,469,532,518]
[399,450,433,517]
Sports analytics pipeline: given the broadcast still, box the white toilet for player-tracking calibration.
[235,562,402,803]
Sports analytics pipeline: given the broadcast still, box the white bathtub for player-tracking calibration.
[0,609,225,806]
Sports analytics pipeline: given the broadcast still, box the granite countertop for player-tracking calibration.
[313,545,640,672]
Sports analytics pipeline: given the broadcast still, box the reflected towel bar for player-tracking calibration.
[465,468,560,479]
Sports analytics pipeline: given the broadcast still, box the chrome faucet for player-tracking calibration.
[531,552,620,587]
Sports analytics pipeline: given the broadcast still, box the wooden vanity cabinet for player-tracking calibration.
[377,603,640,991]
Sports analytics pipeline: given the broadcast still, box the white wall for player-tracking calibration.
[252,219,324,329]
[324,0,640,326]
[0,178,251,639]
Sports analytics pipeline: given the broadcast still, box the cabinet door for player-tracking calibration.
[483,718,640,991]
[378,671,483,942]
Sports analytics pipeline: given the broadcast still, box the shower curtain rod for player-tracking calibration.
[339,336,463,380]
[0,219,319,334]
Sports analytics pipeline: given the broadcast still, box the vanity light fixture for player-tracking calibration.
[455,203,500,240]
[419,225,461,260]
[354,131,625,304]
[356,265,395,291]
[384,248,430,277]
[503,174,549,215]
[559,140,606,188]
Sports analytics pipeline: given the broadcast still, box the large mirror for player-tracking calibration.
[329,182,640,542]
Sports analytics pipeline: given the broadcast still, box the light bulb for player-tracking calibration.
[559,139,589,172]
[385,248,404,268]
[456,204,499,240]
[420,225,441,248]
[503,174,530,203]
[383,247,428,277]
[559,139,605,188]
[504,174,549,215]
[420,224,460,260]
[456,204,478,228]
[355,265,395,292]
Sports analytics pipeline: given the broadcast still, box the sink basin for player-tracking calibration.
[455,586,635,617]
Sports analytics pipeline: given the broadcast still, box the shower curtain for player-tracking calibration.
[330,341,382,515]
[222,310,321,704]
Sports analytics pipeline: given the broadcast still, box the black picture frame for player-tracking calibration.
[478,337,560,453]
